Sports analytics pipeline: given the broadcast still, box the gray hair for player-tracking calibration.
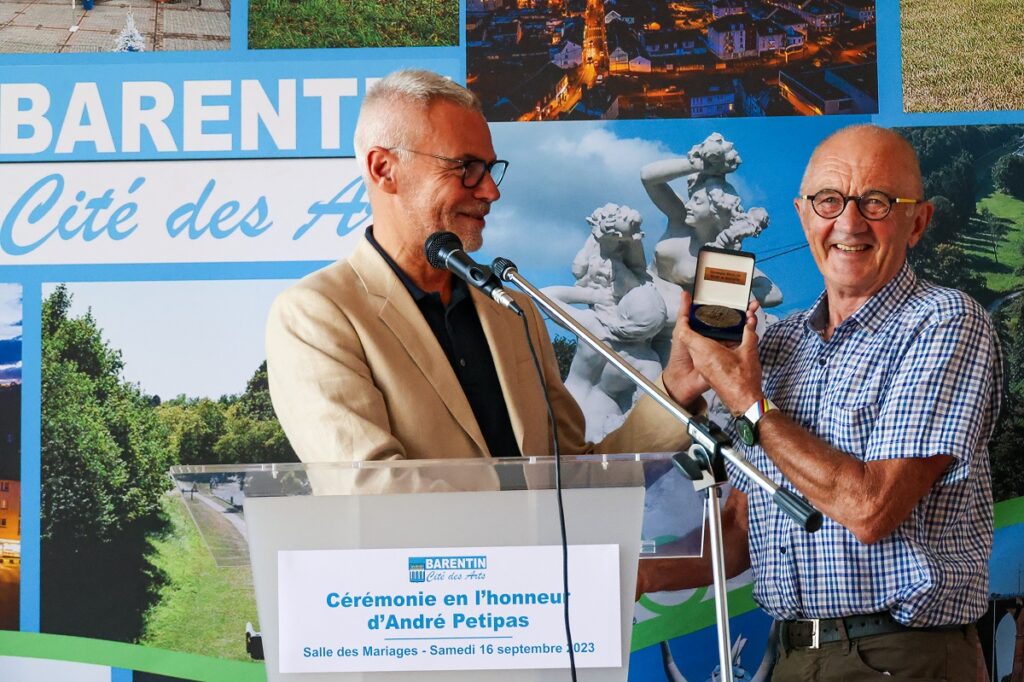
[353,69,482,173]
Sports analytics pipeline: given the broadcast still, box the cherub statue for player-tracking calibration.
[543,203,666,440]
[545,202,648,315]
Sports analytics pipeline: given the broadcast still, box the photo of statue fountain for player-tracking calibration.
[544,133,784,439]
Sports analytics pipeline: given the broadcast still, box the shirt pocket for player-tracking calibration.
[824,401,879,456]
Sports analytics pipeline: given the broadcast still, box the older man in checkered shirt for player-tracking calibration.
[640,124,1002,680]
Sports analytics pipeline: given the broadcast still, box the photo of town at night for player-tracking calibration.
[468,0,877,121]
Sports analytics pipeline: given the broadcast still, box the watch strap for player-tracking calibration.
[742,398,777,426]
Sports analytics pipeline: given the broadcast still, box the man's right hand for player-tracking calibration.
[676,291,763,416]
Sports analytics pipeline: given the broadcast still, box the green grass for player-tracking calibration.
[139,494,258,661]
[973,192,1024,295]
[248,0,458,49]
[902,0,1024,113]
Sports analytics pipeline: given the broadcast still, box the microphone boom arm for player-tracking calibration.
[491,258,822,532]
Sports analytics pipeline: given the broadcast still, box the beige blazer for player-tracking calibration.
[266,237,689,491]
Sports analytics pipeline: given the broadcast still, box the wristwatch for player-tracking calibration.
[735,398,778,446]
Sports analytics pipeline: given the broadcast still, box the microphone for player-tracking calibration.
[424,232,524,316]
[490,256,518,282]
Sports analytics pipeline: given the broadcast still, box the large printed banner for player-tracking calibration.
[277,545,621,673]
[0,158,367,264]
[1,2,1024,682]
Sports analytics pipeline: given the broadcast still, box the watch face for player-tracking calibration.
[736,418,755,446]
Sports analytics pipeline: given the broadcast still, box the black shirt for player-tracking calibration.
[366,228,522,459]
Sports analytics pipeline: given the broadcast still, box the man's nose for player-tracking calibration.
[834,197,868,232]
[475,170,500,203]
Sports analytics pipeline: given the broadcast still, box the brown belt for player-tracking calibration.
[779,612,965,650]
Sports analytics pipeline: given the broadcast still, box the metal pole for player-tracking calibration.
[706,485,734,682]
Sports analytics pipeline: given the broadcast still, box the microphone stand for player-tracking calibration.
[492,258,822,682]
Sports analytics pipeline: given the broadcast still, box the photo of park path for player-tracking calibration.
[180,482,249,568]
[139,488,257,659]
[0,0,228,53]
[902,0,1024,112]
[39,281,295,661]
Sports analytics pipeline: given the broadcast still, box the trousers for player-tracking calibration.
[770,625,978,681]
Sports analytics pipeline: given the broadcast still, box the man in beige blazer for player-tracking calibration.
[265,69,707,491]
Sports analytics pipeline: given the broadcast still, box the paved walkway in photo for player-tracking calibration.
[0,0,229,53]
[179,488,249,568]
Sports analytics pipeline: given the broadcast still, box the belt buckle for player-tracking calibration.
[796,618,821,649]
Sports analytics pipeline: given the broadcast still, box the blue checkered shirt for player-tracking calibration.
[729,263,1002,626]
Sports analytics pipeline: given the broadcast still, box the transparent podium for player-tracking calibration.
[170,453,705,682]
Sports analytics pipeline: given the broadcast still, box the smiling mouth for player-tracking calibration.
[833,243,870,252]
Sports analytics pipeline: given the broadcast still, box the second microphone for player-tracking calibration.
[424,231,524,316]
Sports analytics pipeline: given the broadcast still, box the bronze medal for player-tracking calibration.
[695,305,742,329]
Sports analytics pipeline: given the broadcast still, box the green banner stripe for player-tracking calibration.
[630,584,758,652]
[994,496,1024,530]
[0,632,265,682]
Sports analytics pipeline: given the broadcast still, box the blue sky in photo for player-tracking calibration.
[0,283,22,383]
[43,280,293,400]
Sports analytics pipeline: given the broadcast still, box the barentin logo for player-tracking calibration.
[408,558,426,583]
[408,555,487,582]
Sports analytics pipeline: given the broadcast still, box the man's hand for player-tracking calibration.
[675,292,763,416]
[662,292,716,411]
[662,322,710,412]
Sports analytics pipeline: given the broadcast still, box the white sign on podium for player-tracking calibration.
[277,544,621,673]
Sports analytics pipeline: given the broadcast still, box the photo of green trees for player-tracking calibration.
[40,283,295,660]
[898,124,1024,503]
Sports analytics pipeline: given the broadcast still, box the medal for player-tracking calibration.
[694,305,742,329]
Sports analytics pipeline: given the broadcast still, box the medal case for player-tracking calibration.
[690,246,756,342]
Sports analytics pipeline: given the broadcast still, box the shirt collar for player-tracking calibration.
[804,261,917,337]
[364,226,469,305]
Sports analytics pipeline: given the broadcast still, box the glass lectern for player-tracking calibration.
[170,453,704,682]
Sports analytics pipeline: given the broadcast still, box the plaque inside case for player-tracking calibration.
[690,246,755,342]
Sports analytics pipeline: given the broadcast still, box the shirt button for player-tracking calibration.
[817,358,826,367]
[779,546,787,554]
[459,359,466,367]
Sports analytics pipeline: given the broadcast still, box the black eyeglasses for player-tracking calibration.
[801,189,922,221]
[389,148,509,188]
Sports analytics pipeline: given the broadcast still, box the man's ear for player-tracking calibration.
[795,197,814,239]
[907,200,934,249]
[366,147,398,194]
